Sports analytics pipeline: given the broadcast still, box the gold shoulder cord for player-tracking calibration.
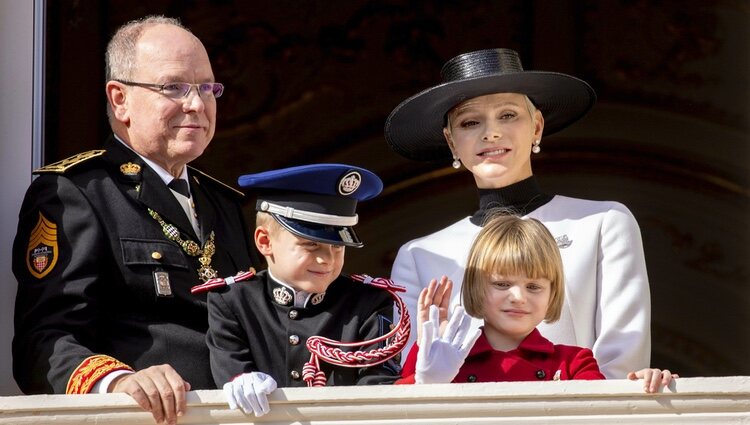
[148,208,218,282]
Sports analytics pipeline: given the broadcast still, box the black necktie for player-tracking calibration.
[168,179,190,198]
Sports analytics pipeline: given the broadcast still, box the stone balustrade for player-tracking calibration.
[1,376,748,424]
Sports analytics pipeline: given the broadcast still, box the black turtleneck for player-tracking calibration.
[470,176,554,226]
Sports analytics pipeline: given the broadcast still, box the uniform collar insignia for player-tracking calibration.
[310,292,326,306]
[273,286,293,306]
[120,162,141,176]
[270,273,326,307]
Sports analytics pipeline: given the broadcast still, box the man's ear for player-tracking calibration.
[105,81,129,124]
[254,226,273,256]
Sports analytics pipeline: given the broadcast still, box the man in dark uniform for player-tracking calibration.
[202,164,404,417]
[12,15,255,425]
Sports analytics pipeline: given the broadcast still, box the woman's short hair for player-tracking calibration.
[462,212,564,322]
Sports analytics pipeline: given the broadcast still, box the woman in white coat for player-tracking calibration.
[385,48,650,379]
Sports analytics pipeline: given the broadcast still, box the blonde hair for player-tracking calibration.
[462,213,564,322]
[255,211,281,233]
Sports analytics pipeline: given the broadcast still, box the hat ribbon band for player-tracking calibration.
[261,201,359,226]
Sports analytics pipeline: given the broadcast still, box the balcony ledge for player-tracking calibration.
[1,376,748,424]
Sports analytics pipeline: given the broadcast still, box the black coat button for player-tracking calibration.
[536,369,546,380]
[290,370,300,380]
[467,374,477,382]
[289,309,299,320]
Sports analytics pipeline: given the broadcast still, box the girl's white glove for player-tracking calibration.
[415,305,481,384]
[223,371,277,417]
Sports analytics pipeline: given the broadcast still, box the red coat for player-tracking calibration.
[396,328,605,384]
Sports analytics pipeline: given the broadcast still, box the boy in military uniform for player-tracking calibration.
[200,164,403,417]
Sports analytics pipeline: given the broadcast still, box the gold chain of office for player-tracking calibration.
[148,208,218,282]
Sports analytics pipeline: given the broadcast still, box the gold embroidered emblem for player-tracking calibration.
[66,355,133,394]
[26,212,58,279]
[34,150,105,174]
[120,162,141,176]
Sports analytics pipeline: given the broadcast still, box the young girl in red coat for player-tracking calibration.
[396,214,676,392]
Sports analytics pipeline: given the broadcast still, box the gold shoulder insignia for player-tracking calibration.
[66,355,133,394]
[189,166,244,197]
[34,150,106,174]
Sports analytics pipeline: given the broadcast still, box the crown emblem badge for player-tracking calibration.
[120,162,141,176]
[338,171,361,195]
[273,287,293,306]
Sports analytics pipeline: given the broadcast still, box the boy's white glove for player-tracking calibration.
[415,305,481,384]
[223,371,277,417]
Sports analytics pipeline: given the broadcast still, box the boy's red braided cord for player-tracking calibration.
[302,274,410,387]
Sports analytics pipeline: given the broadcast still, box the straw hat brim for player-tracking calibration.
[384,71,596,162]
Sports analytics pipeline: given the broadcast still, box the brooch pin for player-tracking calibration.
[555,235,572,249]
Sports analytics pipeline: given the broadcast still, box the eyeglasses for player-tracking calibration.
[114,80,225,99]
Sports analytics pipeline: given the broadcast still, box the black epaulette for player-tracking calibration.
[189,166,244,198]
[33,150,106,174]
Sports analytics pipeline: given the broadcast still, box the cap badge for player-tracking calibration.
[338,171,361,195]
[120,162,141,176]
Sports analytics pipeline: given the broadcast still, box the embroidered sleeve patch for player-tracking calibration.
[66,355,133,394]
[26,212,58,279]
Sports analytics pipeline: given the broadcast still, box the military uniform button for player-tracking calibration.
[151,252,162,260]
[289,310,299,320]
[290,370,300,380]
[467,374,477,382]
[536,369,546,380]
[289,335,300,345]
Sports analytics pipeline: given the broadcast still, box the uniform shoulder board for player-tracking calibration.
[34,150,106,174]
[190,268,256,294]
[189,166,244,197]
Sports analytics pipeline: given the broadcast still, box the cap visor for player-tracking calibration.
[274,215,363,248]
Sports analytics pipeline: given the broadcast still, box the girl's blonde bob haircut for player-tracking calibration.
[462,213,564,323]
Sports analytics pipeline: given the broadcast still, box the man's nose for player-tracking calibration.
[182,87,206,112]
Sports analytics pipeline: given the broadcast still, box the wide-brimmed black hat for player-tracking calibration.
[384,48,596,161]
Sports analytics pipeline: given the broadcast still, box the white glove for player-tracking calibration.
[223,371,277,417]
[415,305,481,384]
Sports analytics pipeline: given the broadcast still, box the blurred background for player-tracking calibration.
[14,0,750,386]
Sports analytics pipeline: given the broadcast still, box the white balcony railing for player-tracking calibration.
[1,376,748,424]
